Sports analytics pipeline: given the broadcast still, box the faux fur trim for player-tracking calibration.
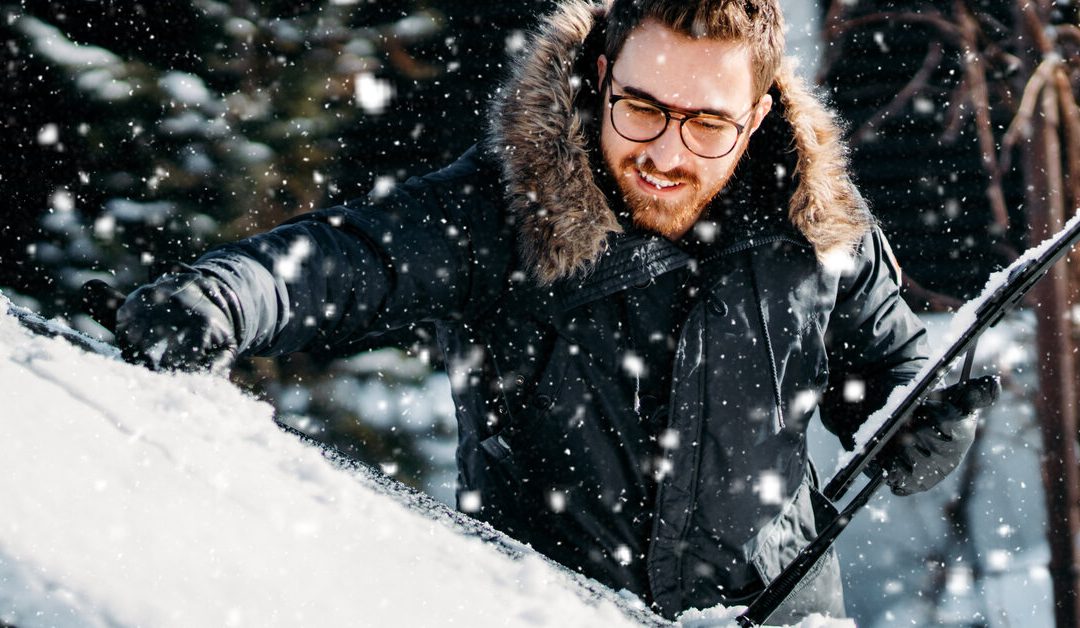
[487,1,618,286]
[774,60,874,261]
[487,0,872,285]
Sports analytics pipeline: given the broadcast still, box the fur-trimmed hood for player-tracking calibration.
[487,0,873,285]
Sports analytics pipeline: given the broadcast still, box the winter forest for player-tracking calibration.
[2,0,1080,626]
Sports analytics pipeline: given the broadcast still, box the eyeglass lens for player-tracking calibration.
[611,98,740,158]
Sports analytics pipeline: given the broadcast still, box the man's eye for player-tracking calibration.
[688,118,730,135]
[625,101,662,116]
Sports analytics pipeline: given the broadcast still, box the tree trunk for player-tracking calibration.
[1025,72,1080,628]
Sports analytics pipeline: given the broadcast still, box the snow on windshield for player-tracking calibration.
[0,293,845,627]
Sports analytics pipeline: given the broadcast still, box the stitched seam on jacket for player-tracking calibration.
[673,314,709,607]
[645,300,705,607]
[700,234,807,265]
[588,238,686,282]
[561,246,691,310]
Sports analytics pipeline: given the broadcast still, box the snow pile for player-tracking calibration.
[678,607,851,628]
[0,295,647,627]
[0,294,848,627]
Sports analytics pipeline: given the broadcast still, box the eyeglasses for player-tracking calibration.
[604,64,757,159]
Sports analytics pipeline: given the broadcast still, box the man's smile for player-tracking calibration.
[636,168,684,191]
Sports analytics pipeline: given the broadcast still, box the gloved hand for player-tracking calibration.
[882,375,1000,496]
[115,269,239,373]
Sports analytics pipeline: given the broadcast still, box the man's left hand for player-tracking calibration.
[883,375,1001,496]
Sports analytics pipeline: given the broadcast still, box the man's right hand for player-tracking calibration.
[115,270,239,373]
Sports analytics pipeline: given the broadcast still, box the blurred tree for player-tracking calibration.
[821,0,1032,308]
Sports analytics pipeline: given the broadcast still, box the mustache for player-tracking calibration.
[620,156,698,187]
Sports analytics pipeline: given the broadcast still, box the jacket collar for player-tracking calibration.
[557,232,691,311]
[487,0,873,286]
[555,229,810,312]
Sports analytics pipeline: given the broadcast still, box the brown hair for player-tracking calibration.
[603,0,785,99]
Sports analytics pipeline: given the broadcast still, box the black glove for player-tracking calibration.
[882,375,1001,496]
[115,269,239,373]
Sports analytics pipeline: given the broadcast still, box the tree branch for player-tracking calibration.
[851,42,945,142]
[941,77,972,143]
[1056,67,1080,219]
[1000,57,1057,171]
[1054,66,1080,299]
[1057,24,1080,49]
[956,0,1010,231]
[827,10,964,47]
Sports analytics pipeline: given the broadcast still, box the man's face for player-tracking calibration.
[598,19,773,240]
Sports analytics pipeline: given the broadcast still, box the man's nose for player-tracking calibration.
[644,121,687,172]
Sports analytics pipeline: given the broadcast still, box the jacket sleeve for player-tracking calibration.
[819,226,929,449]
[189,145,516,358]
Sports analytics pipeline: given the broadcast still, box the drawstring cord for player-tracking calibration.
[748,258,786,432]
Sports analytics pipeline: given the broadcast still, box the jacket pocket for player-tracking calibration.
[501,334,573,435]
[742,475,845,618]
[476,333,573,496]
[472,437,534,535]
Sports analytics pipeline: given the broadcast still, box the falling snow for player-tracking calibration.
[273,237,314,282]
[354,72,394,114]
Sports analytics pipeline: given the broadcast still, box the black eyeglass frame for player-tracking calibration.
[602,66,758,159]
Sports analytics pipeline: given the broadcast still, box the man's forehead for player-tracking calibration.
[614,20,755,110]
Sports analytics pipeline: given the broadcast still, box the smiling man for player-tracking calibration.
[598,20,772,239]
[114,0,998,622]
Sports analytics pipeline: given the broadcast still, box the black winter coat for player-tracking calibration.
[194,148,925,622]
[186,2,929,620]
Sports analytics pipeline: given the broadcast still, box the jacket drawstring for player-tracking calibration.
[748,259,786,432]
[616,290,643,414]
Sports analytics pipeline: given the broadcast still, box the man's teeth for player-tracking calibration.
[638,169,679,189]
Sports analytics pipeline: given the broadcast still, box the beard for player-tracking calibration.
[604,143,746,240]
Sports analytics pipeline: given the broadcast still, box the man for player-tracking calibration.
[115,0,997,621]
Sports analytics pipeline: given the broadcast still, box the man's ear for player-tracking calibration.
[748,93,773,135]
[597,54,608,86]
